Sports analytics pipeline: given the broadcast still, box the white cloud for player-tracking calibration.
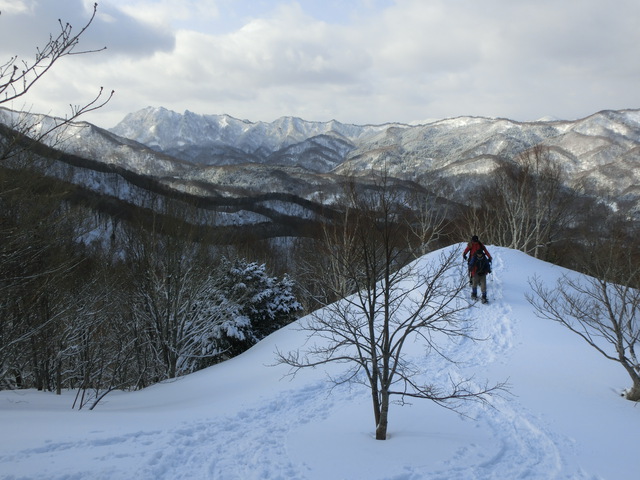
[2,0,640,127]
[0,0,32,14]
[103,0,221,28]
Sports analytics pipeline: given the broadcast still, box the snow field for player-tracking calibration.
[0,244,636,479]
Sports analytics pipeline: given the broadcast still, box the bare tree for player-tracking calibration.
[407,189,449,256]
[60,257,143,409]
[1,4,113,387]
[475,146,572,258]
[0,175,86,389]
[122,198,295,380]
[125,205,223,379]
[278,174,505,440]
[527,242,640,401]
[0,2,113,161]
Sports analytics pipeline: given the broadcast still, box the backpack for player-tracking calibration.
[472,255,491,275]
[484,259,492,274]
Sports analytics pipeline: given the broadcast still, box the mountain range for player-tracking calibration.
[1,106,639,235]
[109,106,640,204]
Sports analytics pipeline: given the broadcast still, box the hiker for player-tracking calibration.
[462,235,492,263]
[463,235,492,284]
[469,250,491,303]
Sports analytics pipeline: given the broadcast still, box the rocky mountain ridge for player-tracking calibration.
[2,106,640,229]
[108,106,640,209]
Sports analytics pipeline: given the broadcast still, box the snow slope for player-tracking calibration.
[0,246,636,480]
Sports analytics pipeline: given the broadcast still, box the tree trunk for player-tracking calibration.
[375,389,390,440]
[371,387,381,427]
[625,381,640,401]
[56,359,62,395]
[622,368,640,401]
[619,349,640,401]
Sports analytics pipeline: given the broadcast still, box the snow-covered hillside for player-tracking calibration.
[109,106,396,164]
[107,107,640,209]
[3,106,640,213]
[0,245,635,480]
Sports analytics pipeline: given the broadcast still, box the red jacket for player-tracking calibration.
[463,241,491,260]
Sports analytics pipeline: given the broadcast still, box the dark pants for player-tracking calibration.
[472,274,487,298]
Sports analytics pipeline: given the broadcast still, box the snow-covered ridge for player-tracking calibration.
[109,107,640,183]
[110,106,401,157]
[0,245,636,479]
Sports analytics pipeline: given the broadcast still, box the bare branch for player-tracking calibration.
[0,4,113,162]
[0,3,105,105]
[527,271,640,401]
[277,172,507,439]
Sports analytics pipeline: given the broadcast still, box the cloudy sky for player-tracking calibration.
[1,0,639,128]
